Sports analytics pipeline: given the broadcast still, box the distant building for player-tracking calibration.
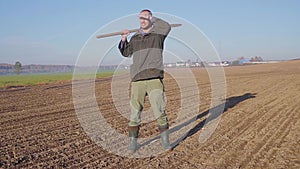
[239,59,248,65]
[220,61,230,66]
[191,62,203,67]
[176,62,185,67]
[164,63,176,68]
[208,62,217,67]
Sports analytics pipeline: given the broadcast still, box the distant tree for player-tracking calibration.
[231,60,240,66]
[238,56,245,60]
[14,61,22,75]
[250,56,264,62]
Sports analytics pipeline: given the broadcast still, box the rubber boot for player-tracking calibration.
[160,130,172,151]
[158,124,172,151]
[128,126,139,152]
[128,137,138,152]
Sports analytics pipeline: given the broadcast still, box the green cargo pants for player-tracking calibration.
[129,78,169,129]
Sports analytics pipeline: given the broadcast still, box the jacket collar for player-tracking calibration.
[138,25,154,36]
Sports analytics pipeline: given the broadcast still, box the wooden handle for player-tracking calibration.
[96,24,182,39]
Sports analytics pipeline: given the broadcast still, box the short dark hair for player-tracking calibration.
[140,9,152,16]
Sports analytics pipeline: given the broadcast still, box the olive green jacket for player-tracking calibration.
[118,17,171,82]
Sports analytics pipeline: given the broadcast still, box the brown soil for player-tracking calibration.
[0,60,299,168]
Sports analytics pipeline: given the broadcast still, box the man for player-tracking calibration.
[118,9,172,152]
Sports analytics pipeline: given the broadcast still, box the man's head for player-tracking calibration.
[139,9,152,30]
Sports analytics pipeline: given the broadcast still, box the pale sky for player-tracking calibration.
[0,0,299,65]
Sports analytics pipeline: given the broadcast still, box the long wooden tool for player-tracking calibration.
[96,24,182,39]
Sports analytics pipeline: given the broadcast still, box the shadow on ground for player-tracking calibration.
[140,93,256,149]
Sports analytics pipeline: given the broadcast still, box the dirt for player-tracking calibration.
[0,60,299,168]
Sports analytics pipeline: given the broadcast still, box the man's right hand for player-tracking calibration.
[121,29,130,41]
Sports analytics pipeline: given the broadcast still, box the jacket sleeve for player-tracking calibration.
[118,39,133,57]
[151,17,171,37]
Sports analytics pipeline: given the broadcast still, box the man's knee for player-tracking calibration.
[149,89,165,110]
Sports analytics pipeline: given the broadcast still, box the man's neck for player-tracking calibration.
[141,24,153,33]
[141,27,151,33]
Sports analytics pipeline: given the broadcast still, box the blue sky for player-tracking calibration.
[0,0,299,65]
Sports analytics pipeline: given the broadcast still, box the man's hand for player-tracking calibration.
[138,14,152,21]
[121,29,130,41]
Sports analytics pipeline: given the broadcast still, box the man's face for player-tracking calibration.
[139,11,152,30]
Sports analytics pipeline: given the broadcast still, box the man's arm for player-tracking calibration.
[118,30,133,57]
[151,17,171,36]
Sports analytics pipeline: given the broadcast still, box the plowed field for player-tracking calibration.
[0,60,299,168]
